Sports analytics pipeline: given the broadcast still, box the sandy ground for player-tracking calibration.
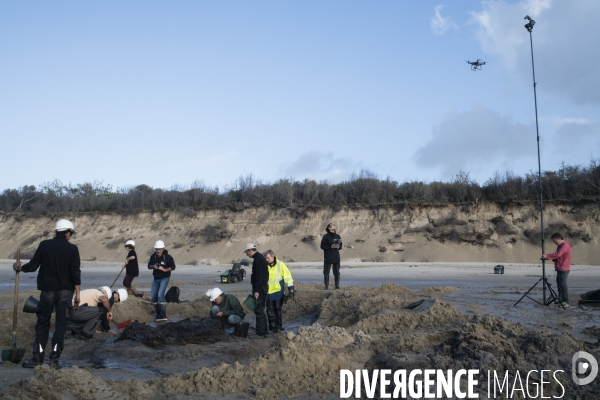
[0,261,599,399]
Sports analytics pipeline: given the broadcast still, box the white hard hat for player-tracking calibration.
[243,243,256,253]
[56,219,75,233]
[154,240,165,249]
[115,288,128,302]
[98,286,113,300]
[125,240,136,248]
[206,288,223,302]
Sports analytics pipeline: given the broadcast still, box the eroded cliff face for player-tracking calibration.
[0,203,598,265]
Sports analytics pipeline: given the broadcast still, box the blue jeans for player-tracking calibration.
[151,277,170,303]
[211,305,242,325]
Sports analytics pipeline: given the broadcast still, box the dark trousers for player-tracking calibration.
[69,306,105,336]
[123,274,136,289]
[34,290,73,357]
[266,297,283,331]
[254,289,268,336]
[556,271,569,303]
[323,263,340,277]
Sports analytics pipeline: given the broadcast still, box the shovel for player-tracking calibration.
[2,250,26,363]
[109,265,126,288]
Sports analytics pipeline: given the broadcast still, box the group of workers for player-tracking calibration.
[10,219,344,367]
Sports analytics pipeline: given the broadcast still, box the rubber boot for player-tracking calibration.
[22,344,44,368]
[324,275,329,290]
[334,276,340,290]
[156,303,167,322]
[153,303,162,322]
[49,344,61,369]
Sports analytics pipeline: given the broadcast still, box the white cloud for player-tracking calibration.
[281,151,362,182]
[431,5,458,35]
[470,0,600,105]
[414,102,534,178]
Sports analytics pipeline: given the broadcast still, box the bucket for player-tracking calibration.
[23,296,39,313]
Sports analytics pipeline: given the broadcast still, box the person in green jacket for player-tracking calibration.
[206,288,245,326]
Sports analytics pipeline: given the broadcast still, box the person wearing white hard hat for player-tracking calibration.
[121,240,143,297]
[67,287,128,340]
[148,240,176,322]
[206,288,245,329]
[243,243,269,338]
[13,219,81,368]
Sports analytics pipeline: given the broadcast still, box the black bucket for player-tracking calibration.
[23,296,39,313]
[233,322,250,338]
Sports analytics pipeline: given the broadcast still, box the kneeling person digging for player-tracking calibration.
[69,286,128,340]
[206,288,248,337]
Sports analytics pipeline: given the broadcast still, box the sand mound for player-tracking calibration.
[2,285,599,399]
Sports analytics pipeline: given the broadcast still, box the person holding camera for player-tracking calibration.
[148,240,176,322]
[542,232,572,308]
[320,223,342,290]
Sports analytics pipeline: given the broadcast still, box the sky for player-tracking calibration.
[1,0,598,191]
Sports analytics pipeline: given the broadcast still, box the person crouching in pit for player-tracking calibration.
[206,288,247,336]
[263,250,294,333]
[68,287,128,340]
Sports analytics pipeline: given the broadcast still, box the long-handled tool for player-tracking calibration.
[109,266,126,289]
[2,250,26,363]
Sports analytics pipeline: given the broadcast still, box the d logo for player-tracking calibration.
[572,351,598,386]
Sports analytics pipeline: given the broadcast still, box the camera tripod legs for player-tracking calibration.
[514,277,564,308]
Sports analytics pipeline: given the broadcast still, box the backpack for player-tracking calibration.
[165,286,181,303]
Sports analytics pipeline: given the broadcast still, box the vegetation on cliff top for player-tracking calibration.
[2,161,599,216]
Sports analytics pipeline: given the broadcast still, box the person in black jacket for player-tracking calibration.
[320,223,343,290]
[13,219,81,368]
[121,239,142,297]
[148,240,176,322]
[244,243,268,338]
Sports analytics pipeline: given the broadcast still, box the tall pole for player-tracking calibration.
[525,15,546,304]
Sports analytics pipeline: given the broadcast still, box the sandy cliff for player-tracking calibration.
[0,202,598,265]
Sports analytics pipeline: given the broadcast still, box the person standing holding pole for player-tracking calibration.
[122,240,142,297]
[542,232,572,308]
[244,243,268,338]
[320,223,342,290]
[13,219,81,368]
[148,240,175,322]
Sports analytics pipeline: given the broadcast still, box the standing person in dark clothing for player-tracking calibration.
[244,243,268,338]
[320,223,343,290]
[542,232,572,308]
[148,240,175,322]
[121,240,142,297]
[13,219,81,368]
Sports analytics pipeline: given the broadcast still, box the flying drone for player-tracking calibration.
[466,59,486,71]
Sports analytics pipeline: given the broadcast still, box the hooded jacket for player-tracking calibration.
[267,257,294,301]
[148,249,176,279]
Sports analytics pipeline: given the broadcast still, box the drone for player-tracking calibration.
[466,59,486,71]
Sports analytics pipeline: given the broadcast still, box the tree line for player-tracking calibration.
[1,161,599,216]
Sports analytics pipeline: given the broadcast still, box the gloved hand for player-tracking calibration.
[13,262,22,272]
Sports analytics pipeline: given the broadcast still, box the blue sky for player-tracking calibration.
[1,0,598,191]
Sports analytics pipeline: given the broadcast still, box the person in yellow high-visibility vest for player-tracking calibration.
[263,249,294,333]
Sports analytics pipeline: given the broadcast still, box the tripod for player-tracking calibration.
[514,273,564,308]
[513,16,564,309]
